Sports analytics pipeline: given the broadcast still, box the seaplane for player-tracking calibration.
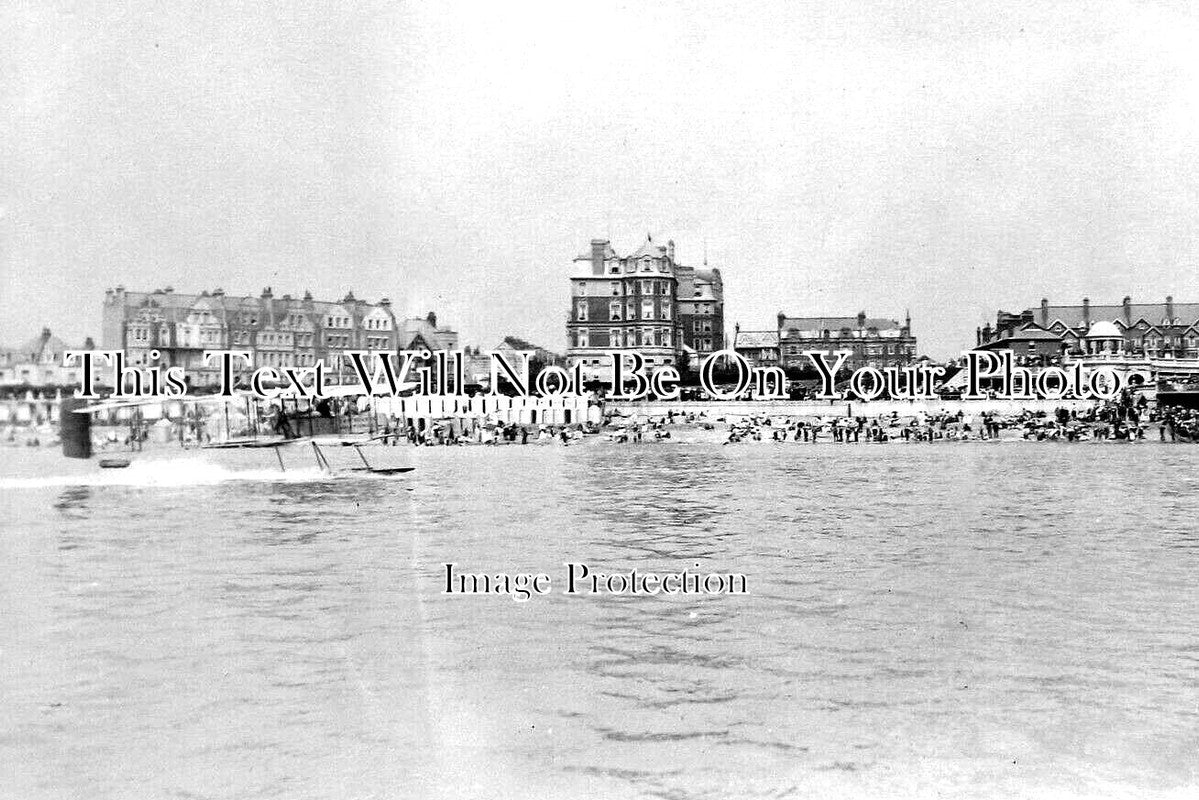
[61,382,417,477]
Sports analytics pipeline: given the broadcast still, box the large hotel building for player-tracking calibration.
[102,286,457,388]
[566,235,724,379]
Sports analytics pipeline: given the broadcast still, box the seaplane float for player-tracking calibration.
[60,386,415,477]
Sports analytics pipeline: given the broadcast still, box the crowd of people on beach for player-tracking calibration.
[709,398,1198,445]
[5,392,1198,451]
[379,416,595,446]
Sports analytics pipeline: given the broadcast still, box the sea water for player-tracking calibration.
[1,443,1197,799]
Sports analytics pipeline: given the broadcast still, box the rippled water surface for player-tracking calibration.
[2,443,1198,799]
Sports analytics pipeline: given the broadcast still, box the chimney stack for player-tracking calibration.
[857,310,866,328]
[1082,297,1090,329]
[1123,296,1132,325]
[1166,295,1175,322]
[590,239,608,276]
[1040,298,1049,326]
[667,239,675,262]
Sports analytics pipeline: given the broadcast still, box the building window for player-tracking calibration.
[609,329,622,348]
[609,301,622,321]
[661,303,671,320]
[576,301,588,321]
[642,298,653,320]
[641,280,654,295]
[578,331,589,348]
[610,281,620,296]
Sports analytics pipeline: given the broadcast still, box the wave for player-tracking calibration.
[0,458,331,490]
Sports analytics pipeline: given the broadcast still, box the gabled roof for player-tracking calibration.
[1034,301,1199,328]
[18,329,70,360]
[734,330,779,348]
[499,335,542,351]
[629,234,666,260]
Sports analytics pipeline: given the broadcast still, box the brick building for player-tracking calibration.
[102,286,453,388]
[675,264,725,361]
[566,235,682,379]
[979,296,1199,359]
[776,311,916,371]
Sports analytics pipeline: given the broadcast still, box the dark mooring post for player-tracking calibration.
[60,396,93,459]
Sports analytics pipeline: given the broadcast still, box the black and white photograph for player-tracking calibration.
[2,2,1197,798]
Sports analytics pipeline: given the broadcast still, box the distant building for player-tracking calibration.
[494,336,561,365]
[674,264,725,361]
[732,327,779,367]
[459,337,563,391]
[102,286,445,387]
[979,296,1199,359]
[0,328,94,389]
[401,311,459,352]
[776,311,917,371]
[566,235,682,380]
[974,325,1065,361]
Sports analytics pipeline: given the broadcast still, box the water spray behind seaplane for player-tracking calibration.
[60,378,418,477]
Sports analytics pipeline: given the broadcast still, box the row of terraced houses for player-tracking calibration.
[100,286,458,388]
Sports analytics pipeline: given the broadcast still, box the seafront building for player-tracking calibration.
[732,327,779,367]
[102,286,457,388]
[565,234,724,380]
[776,311,917,372]
[0,328,93,391]
[675,263,725,360]
[978,296,1199,359]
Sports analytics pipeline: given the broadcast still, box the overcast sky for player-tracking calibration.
[3,0,1198,357]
